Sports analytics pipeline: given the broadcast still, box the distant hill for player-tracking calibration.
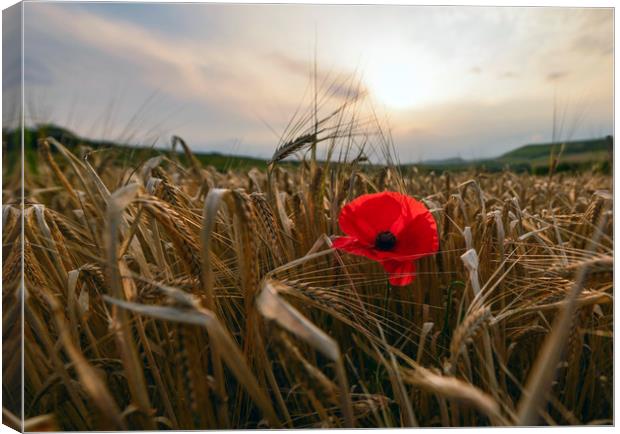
[3,124,613,175]
[4,124,272,173]
[498,137,611,161]
[419,157,467,166]
[417,137,612,174]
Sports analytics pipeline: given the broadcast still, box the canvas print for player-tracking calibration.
[2,2,613,431]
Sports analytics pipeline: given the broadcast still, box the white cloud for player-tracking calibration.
[22,4,613,160]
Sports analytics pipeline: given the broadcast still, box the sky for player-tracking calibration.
[3,2,614,162]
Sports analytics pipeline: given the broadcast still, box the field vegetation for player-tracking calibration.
[2,89,613,430]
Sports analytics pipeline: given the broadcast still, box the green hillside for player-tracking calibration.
[499,137,611,161]
[496,137,613,173]
[3,124,271,174]
[414,136,612,174]
[3,124,613,176]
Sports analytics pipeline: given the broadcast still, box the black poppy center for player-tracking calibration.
[375,231,397,251]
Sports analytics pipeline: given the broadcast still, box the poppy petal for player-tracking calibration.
[338,192,403,245]
[392,212,439,259]
[382,260,416,286]
[332,236,403,262]
[332,236,378,261]
[388,195,439,259]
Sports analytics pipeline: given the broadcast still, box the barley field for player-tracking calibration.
[2,108,613,430]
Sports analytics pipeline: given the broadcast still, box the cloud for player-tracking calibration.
[389,89,613,162]
[3,5,23,128]
[267,51,368,101]
[546,71,570,82]
[21,4,613,162]
[27,5,273,111]
[571,32,613,57]
[499,71,517,79]
[267,52,319,78]
[571,9,613,56]
[24,57,54,86]
[3,5,22,90]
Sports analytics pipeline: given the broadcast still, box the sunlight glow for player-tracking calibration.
[364,45,437,110]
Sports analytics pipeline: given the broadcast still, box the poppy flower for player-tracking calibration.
[332,191,439,286]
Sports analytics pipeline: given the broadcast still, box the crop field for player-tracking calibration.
[2,113,613,430]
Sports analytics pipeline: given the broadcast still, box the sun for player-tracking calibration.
[364,46,436,110]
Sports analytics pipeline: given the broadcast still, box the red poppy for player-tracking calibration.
[332,191,439,286]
